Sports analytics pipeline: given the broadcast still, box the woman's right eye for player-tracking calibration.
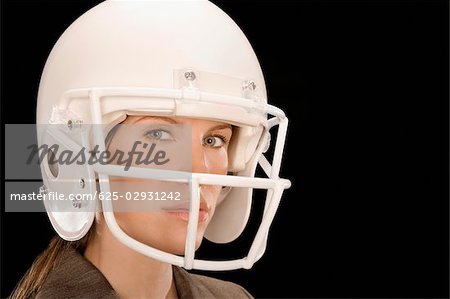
[145,129,174,141]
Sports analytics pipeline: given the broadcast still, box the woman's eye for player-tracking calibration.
[203,136,225,148]
[145,129,173,141]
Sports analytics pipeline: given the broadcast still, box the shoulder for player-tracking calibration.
[190,273,254,298]
[173,266,254,299]
[36,247,118,299]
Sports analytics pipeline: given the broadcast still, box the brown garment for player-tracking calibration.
[35,247,253,298]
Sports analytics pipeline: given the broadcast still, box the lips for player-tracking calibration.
[163,201,210,223]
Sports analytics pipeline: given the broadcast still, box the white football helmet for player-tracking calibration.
[37,0,291,270]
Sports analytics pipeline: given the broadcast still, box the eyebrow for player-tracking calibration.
[209,124,232,131]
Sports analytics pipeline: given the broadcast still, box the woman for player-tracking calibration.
[11,0,290,298]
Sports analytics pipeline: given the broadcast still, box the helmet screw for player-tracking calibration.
[67,119,83,130]
[72,200,82,209]
[243,80,257,91]
[79,178,85,189]
[184,71,196,81]
[39,185,48,196]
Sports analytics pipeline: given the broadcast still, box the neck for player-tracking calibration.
[84,223,178,299]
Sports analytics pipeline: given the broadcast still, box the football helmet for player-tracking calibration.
[37,0,291,270]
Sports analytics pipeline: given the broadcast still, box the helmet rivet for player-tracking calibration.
[184,71,196,81]
[79,178,85,189]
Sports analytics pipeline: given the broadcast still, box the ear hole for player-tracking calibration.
[47,149,59,178]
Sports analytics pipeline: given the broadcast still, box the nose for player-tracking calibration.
[191,138,210,174]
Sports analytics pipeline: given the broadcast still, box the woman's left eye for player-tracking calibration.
[203,136,225,148]
[145,129,173,141]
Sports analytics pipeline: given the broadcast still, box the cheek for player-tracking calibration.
[204,147,228,175]
[113,212,188,254]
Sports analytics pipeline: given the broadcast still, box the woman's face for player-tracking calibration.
[106,115,232,254]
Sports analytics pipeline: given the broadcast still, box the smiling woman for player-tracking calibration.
[10,0,290,298]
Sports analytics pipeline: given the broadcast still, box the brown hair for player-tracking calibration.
[10,120,124,298]
[9,223,95,299]
[9,116,131,298]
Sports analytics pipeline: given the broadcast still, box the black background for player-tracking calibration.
[1,0,449,298]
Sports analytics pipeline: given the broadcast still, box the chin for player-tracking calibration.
[123,226,207,256]
[165,231,206,256]
[115,211,211,256]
